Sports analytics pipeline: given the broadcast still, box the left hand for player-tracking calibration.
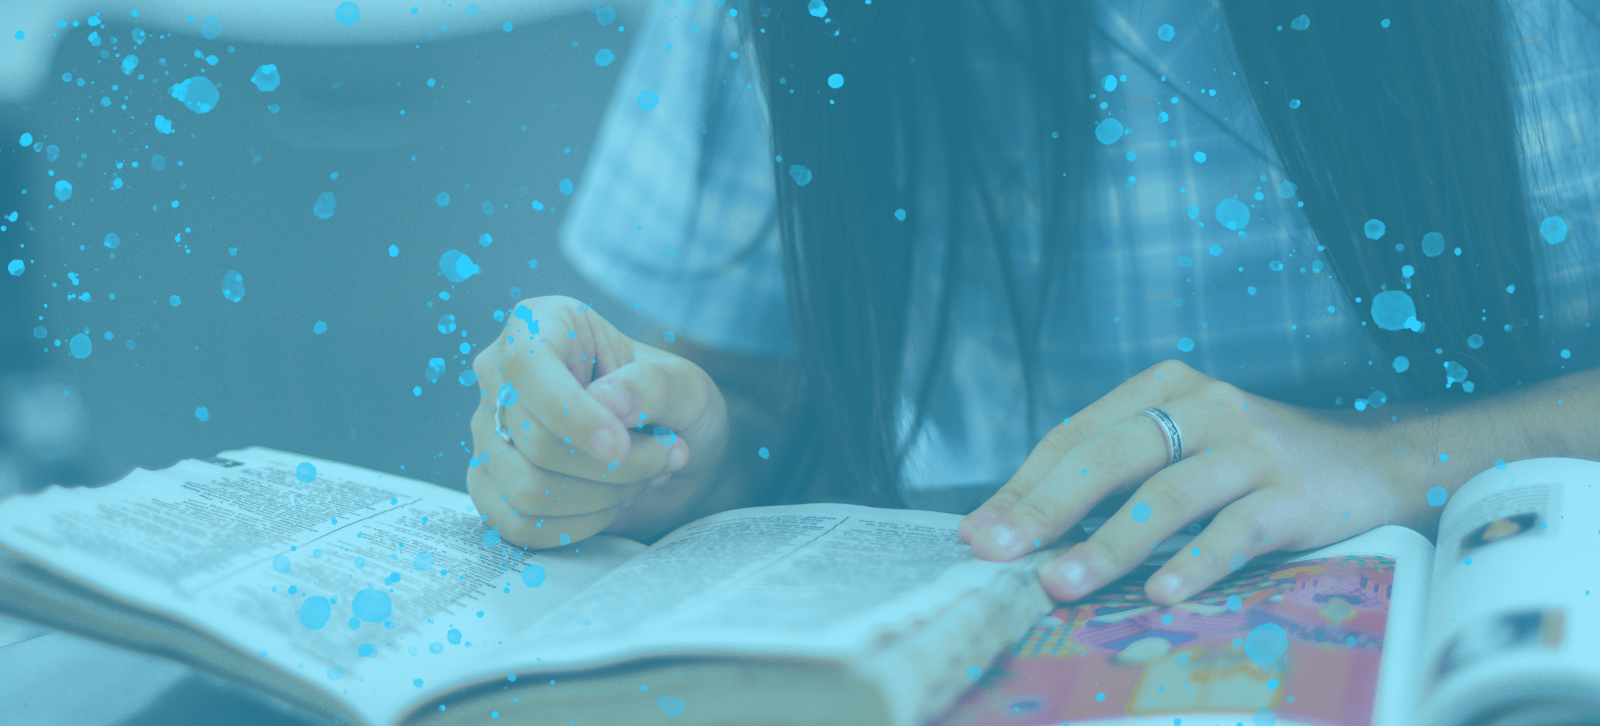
[957,360,1420,605]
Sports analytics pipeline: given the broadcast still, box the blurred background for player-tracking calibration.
[0,3,664,499]
[0,4,661,723]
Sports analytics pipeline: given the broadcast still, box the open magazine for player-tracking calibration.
[933,457,1600,726]
[0,448,1594,725]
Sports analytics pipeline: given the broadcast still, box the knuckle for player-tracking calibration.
[1150,359,1193,381]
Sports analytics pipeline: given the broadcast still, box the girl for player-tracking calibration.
[467,0,1600,604]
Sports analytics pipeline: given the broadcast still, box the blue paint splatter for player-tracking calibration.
[1289,14,1310,31]
[201,14,221,39]
[296,462,317,482]
[1229,552,1247,570]
[335,2,361,26]
[1393,356,1410,373]
[595,6,616,24]
[483,530,501,547]
[358,644,374,657]
[1214,198,1250,230]
[1421,232,1445,257]
[428,642,443,654]
[1193,151,1206,163]
[827,73,844,89]
[438,314,456,334]
[447,628,462,645]
[653,427,676,447]
[1158,23,1175,41]
[788,165,813,186]
[637,90,659,110]
[1094,117,1124,145]
[1227,594,1242,611]
[967,666,983,681]
[1540,216,1568,244]
[894,208,906,221]
[522,564,546,587]
[414,552,435,571]
[1363,219,1386,240]
[808,0,828,17]
[498,382,518,407]
[195,406,210,422]
[352,588,392,622]
[220,270,246,302]
[169,294,182,306]
[657,695,686,717]
[69,333,92,359]
[559,178,574,195]
[273,555,291,573]
[1130,501,1152,522]
[1245,623,1288,664]
[1276,181,1296,199]
[436,192,450,206]
[559,534,571,545]
[313,320,327,335]
[299,596,331,630]
[54,180,72,202]
[459,369,478,386]
[1176,337,1194,353]
[759,447,770,459]
[438,250,479,283]
[121,55,139,75]
[168,76,220,114]
[251,64,281,92]
[1427,486,1448,507]
[313,192,337,219]
[326,666,343,680]
[1370,290,1416,331]
[1254,706,1276,726]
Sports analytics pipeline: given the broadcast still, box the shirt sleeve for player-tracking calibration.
[1514,0,1600,367]
[560,0,793,358]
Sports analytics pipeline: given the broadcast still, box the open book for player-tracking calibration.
[0,449,1595,726]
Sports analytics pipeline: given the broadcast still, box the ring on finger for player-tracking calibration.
[494,403,515,444]
[1137,406,1183,467]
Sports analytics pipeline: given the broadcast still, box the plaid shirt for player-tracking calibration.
[562,0,1600,491]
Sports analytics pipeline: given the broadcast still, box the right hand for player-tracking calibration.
[467,296,730,548]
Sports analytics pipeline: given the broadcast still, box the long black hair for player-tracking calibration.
[735,0,1552,506]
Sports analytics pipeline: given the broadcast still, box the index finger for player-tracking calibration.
[960,361,1202,543]
[475,308,631,465]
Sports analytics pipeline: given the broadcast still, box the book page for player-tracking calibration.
[1416,458,1600,726]
[485,504,1050,674]
[0,448,643,726]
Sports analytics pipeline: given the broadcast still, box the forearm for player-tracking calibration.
[1379,365,1600,538]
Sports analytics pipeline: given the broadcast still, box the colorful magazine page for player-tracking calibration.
[934,555,1395,726]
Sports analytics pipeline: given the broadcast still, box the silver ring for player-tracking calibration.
[494,403,514,444]
[1137,407,1183,467]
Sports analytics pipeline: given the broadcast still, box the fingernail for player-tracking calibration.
[1058,560,1086,591]
[592,428,616,459]
[667,444,688,472]
[988,524,1017,550]
[1153,572,1184,602]
[647,473,671,489]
